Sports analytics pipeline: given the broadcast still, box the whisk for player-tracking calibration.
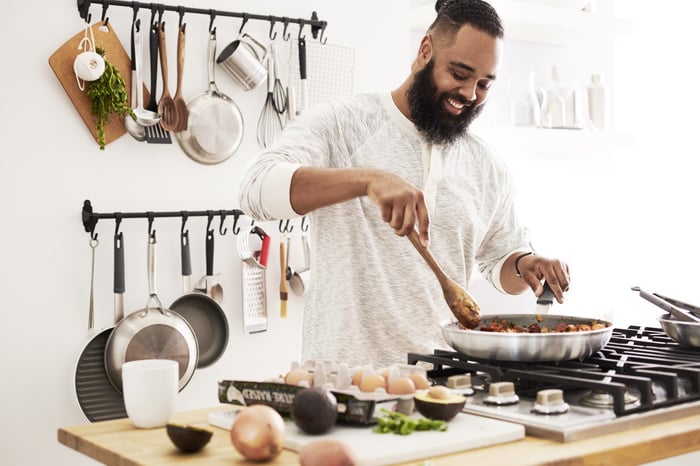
[271,44,288,118]
[257,56,283,149]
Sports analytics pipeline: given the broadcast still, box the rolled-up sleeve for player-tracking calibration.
[239,160,301,220]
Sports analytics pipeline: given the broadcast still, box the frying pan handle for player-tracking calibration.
[147,233,158,298]
[298,37,307,80]
[114,233,125,294]
[181,230,192,277]
[148,21,159,108]
[206,229,215,276]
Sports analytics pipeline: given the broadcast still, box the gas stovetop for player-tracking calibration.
[408,326,700,442]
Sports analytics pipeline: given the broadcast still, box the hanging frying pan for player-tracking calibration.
[170,228,229,368]
[174,29,244,165]
[104,231,198,392]
[74,234,127,422]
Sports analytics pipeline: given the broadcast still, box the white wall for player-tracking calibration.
[0,1,408,465]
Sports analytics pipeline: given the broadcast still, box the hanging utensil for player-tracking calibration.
[132,17,159,127]
[406,229,480,329]
[145,20,171,144]
[74,234,127,422]
[157,21,178,131]
[298,37,308,115]
[174,29,243,164]
[279,238,288,318]
[171,23,189,132]
[104,231,198,393]
[124,18,146,141]
[256,56,283,148]
[271,43,287,117]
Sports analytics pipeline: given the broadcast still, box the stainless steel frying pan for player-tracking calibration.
[633,286,700,347]
[174,29,243,165]
[440,314,613,362]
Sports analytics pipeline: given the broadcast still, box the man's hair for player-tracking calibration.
[429,0,504,41]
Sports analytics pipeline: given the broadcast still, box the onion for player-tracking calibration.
[230,405,285,461]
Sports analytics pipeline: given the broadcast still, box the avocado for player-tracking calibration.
[291,387,338,435]
[414,386,466,421]
[166,423,213,453]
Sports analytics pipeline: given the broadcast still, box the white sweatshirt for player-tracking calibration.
[239,93,531,367]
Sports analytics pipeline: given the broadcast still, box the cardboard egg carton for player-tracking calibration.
[217,360,428,424]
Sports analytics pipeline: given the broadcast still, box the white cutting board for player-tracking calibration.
[210,409,524,466]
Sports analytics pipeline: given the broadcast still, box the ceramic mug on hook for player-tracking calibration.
[216,33,268,91]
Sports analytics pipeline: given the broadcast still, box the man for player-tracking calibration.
[239,0,570,367]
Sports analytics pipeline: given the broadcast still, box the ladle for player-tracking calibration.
[125,19,146,141]
[632,286,700,323]
[407,229,481,329]
[132,19,159,127]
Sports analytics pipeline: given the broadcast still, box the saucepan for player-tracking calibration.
[633,286,700,347]
[440,313,613,362]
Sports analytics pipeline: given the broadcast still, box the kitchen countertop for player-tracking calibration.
[58,405,700,465]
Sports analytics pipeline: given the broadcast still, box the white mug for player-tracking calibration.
[122,359,178,428]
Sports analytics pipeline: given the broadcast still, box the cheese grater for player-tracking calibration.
[237,226,271,334]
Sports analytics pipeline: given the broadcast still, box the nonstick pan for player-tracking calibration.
[170,229,229,368]
[74,234,127,422]
[104,231,198,392]
[174,29,243,165]
[440,313,613,362]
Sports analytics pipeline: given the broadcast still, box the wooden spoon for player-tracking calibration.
[157,22,178,131]
[171,23,189,132]
[407,229,481,329]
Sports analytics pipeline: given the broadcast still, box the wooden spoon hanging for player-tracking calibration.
[171,23,189,132]
[407,229,481,329]
[157,21,178,131]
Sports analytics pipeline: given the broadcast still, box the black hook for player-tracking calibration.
[147,212,155,239]
[178,6,185,29]
[239,13,249,35]
[282,17,291,41]
[209,9,216,33]
[268,16,277,41]
[157,4,164,25]
[101,0,109,26]
[279,219,294,233]
[298,20,306,41]
[114,213,122,236]
[301,216,309,232]
[181,211,189,236]
[232,211,241,235]
[206,210,214,234]
[131,1,139,25]
[219,211,228,235]
[150,4,158,28]
[318,23,328,45]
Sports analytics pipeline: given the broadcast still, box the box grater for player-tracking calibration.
[238,226,271,334]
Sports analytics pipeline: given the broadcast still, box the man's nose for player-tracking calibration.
[459,80,478,103]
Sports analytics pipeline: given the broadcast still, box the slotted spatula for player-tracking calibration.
[145,20,171,144]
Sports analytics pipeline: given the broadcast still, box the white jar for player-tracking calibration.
[587,74,609,131]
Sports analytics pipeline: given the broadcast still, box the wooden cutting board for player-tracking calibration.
[48,21,131,147]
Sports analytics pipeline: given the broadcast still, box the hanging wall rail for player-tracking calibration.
[77,0,328,43]
[82,199,246,239]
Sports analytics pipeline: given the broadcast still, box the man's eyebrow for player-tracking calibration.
[450,61,497,80]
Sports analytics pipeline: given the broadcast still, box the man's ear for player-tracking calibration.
[417,35,433,65]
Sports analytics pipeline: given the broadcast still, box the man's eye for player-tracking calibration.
[452,71,468,80]
[477,80,493,90]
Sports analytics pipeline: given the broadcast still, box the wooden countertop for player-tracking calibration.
[58,406,700,466]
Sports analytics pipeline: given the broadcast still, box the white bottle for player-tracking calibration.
[587,74,609,131]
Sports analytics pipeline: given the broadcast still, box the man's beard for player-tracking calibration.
[407,59,483,145]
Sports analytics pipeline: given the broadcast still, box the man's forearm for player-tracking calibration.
[290,166,380,214]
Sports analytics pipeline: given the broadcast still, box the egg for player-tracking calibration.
[359,373,386,392]
[387,376,416,395]
[408,372,430,390]
[285,368,314,386]
[351,369,364,386]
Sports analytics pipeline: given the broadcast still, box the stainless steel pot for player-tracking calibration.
[104,232,198,392]
[440,314,613,362]
[658,315,700,347]
[175,30,243,165]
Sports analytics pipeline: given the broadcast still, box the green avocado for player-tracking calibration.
[291,387,339,435]
[166,423,213,453]
[414,386,466,421]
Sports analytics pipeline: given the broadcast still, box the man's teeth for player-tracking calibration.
[447,97,465,109]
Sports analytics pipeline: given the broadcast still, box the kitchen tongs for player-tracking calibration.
[632,286,700,323]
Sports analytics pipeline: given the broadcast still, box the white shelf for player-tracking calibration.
[410,0,632,46]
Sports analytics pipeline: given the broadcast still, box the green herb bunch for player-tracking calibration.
[86,47,135,149]
[373,408,448,435]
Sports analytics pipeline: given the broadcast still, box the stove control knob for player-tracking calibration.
[484,381,519,405]
[532,389,570,415]
[447,374,474,396]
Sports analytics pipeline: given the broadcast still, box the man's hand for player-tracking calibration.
[366,171,431,245]
[516,254,570,304]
